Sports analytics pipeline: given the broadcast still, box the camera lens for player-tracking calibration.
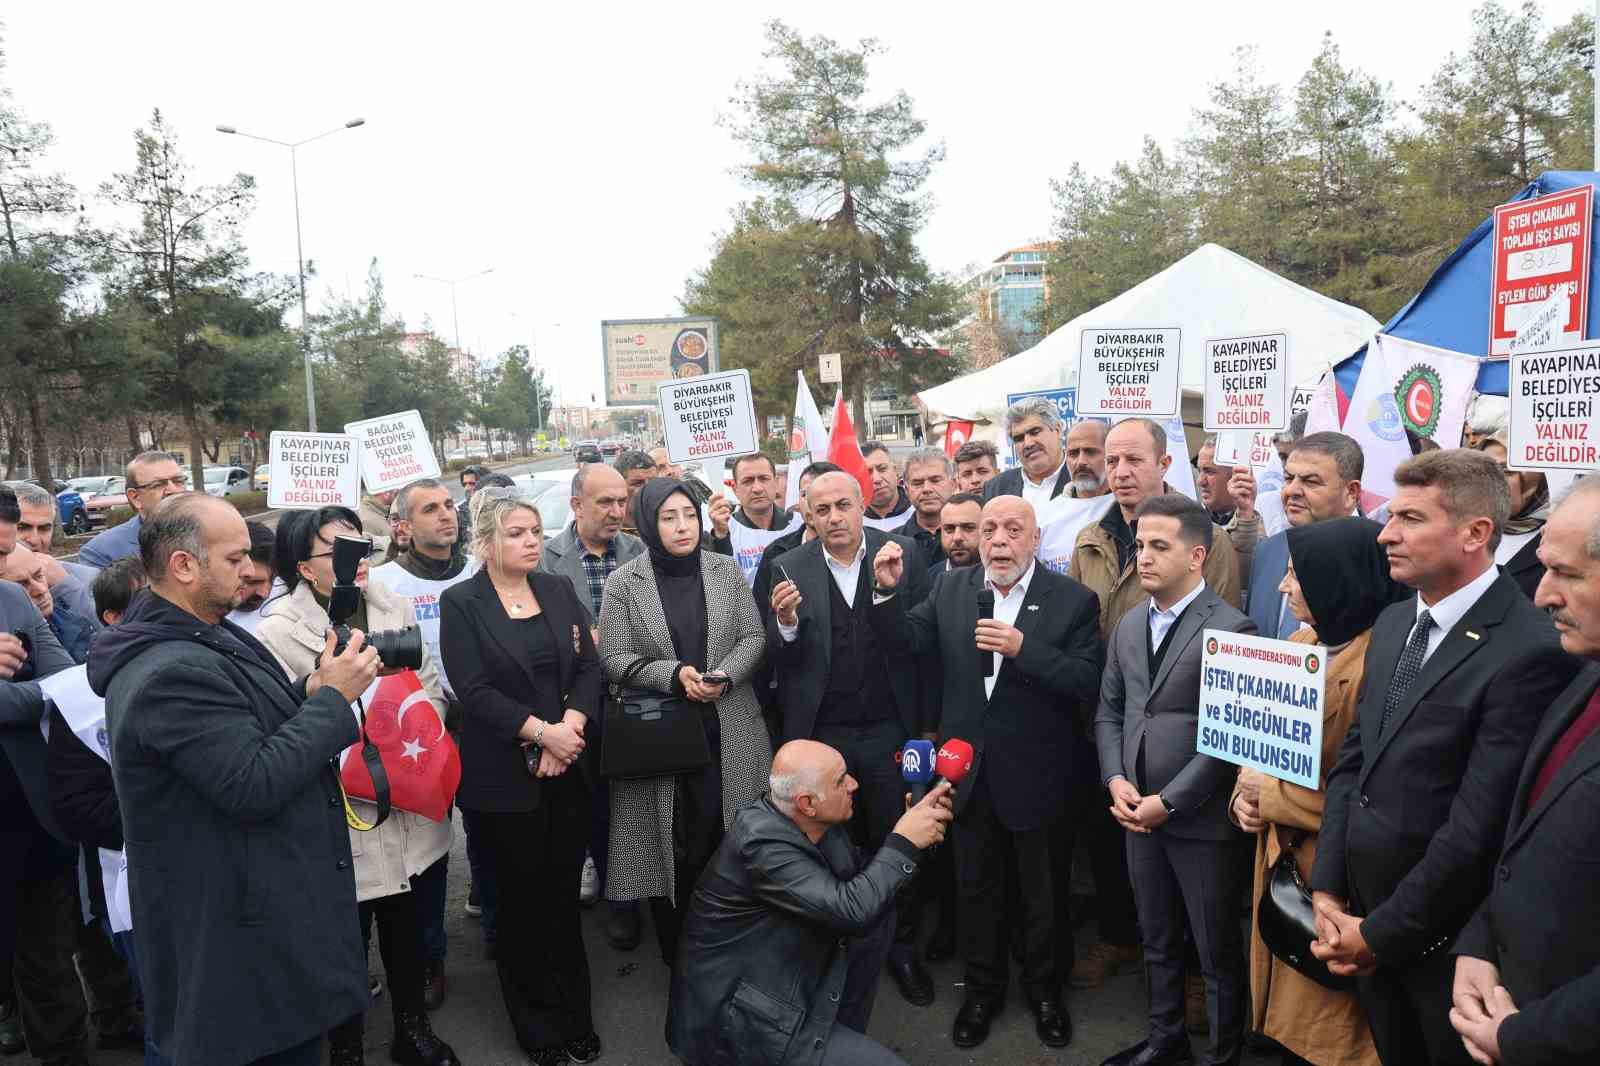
[367,627,424,673]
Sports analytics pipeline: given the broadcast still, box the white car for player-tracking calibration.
[203,466,252,497]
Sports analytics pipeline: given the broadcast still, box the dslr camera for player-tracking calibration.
[326,534,425,671]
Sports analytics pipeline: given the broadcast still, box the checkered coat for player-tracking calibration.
[597,551,772,902]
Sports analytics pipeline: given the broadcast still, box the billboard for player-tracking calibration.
[601,317,720,407]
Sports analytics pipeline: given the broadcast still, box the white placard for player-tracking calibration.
[1509,286,1570,355]
[267,431,362,509]
[1507,342,1600,471]
[1204,332,1287,432]
[1290,384,1316,415]
[1212,430,1277,473]
[1077,327,1182,417]
[344,410,442,493]
[819,352,842,384]
[658,368,759,464]
[1197,629,1327,789]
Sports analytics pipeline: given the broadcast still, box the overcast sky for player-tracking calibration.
[5,1,1588,409]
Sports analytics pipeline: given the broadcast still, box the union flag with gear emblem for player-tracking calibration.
[340,670,461,822]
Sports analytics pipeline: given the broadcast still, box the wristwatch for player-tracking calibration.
[1159,794,1178,817]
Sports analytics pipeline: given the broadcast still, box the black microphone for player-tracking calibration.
[977,588,995,677]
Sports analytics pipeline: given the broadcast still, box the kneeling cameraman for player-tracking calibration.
[256,507,459,1066]
[667,740,954,1066]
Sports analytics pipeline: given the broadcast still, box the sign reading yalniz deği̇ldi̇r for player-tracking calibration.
[1508,341,1600,470]
[1197,629,1327,789]
[658,368,758,464]
[267,431,363,509]
[345,409,442,493]
[1076,327,1182,417]
[1204,332,1288,432]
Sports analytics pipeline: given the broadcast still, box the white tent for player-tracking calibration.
[919,243,1381,434]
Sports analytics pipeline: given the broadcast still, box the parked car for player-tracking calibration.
[574,441,603,464]
[2,480,90,536]
[254,465,270,492]
[203,466,252,498]
[599,439,623,457]
[83,477,129,526]
[68,476,119,497]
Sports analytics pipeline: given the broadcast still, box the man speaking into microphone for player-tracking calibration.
[869,495,1103,1051]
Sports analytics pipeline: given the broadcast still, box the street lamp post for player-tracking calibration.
[216,117,366,431]
[414,269,495,352]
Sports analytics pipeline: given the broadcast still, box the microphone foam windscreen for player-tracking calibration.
[900,739,935,783]
[936,739,975,785]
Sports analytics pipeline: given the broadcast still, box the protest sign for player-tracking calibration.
[1204,332,1288,432]
[1490,184,1592,356]
[1077,328,1181,417]
[267,431,362,509]
[344,410,441,493]
[1290,384,1316,415]
[1507,341,1600,471]
[659,368,759,464]
[1002,387,1077,468]
[1509,285,1570,354]
[1198,630,1326,789]
[1212,431,1277,472]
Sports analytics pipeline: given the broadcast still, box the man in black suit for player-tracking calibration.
[1448,476,1600,1066]
[895,449,955,568]
[1309,450,1579,1066]
[868,494,1102,1051]
[982,397,1109,505]
[767,471,934,1005]
[1095,494,1257,1066]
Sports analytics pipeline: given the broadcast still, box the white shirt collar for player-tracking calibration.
[1416,564,1499,635]
[1150,579,1207,621]
[984,559,1037,600]
[1023,459,1066,491]
[824,540,867,574]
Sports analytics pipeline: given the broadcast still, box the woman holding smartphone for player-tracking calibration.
[597,477,771,967]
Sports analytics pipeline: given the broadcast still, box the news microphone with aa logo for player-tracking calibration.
[899,739,935,802]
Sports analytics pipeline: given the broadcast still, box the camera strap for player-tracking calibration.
[341,696,392,832]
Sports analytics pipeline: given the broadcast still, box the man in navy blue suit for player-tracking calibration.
[1246,431,1364,638]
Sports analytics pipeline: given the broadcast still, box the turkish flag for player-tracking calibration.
[825,390,875,503]
[944,421,974,457]
[340,670,461,823]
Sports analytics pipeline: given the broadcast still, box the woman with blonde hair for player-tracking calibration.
[1230,517,1406,1066]
[440,492,603,1066]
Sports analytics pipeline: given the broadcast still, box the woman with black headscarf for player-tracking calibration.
[1229,517,1408,1066]
[596,478,771,966]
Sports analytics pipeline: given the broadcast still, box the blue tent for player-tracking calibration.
[1333,170,1600,399]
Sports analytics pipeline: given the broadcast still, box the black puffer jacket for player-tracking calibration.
[665,797,921,1066]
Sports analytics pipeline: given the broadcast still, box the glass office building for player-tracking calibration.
[972,245,1053,346]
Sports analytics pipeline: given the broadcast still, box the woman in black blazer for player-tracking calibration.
[440,493,602,1066]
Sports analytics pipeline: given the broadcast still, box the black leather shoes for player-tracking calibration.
[888,956,934,1006]
[952,996,999,1048]
[924,923,957,962]
[1100,1038,1196,1066]
[605,900,641,951]
[1030,999,1072,1048]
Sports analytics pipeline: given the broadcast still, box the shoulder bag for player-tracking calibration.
[599,657,712,780]
[1257,830,1355,992]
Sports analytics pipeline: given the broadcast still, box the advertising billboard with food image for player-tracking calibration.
[601,317,720,405]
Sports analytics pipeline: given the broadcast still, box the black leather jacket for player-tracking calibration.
[665,797,921,1066]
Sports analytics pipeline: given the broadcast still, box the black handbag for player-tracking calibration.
[600,658,713,780]
[1257,832,1355,992]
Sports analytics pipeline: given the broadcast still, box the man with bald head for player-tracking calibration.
[91,493,380,1066]
[870,494,1103,1051]
[668,740,953,1066]
[767,471,936,1004]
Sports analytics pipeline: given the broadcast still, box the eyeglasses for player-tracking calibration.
[130,476,188,492]
[309,537,376,561]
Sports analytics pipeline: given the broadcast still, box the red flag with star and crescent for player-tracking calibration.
[339,670,461,822]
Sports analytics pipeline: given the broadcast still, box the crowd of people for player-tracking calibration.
[0,394,1597,1066]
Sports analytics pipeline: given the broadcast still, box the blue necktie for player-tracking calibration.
[1381,610,1434,735]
